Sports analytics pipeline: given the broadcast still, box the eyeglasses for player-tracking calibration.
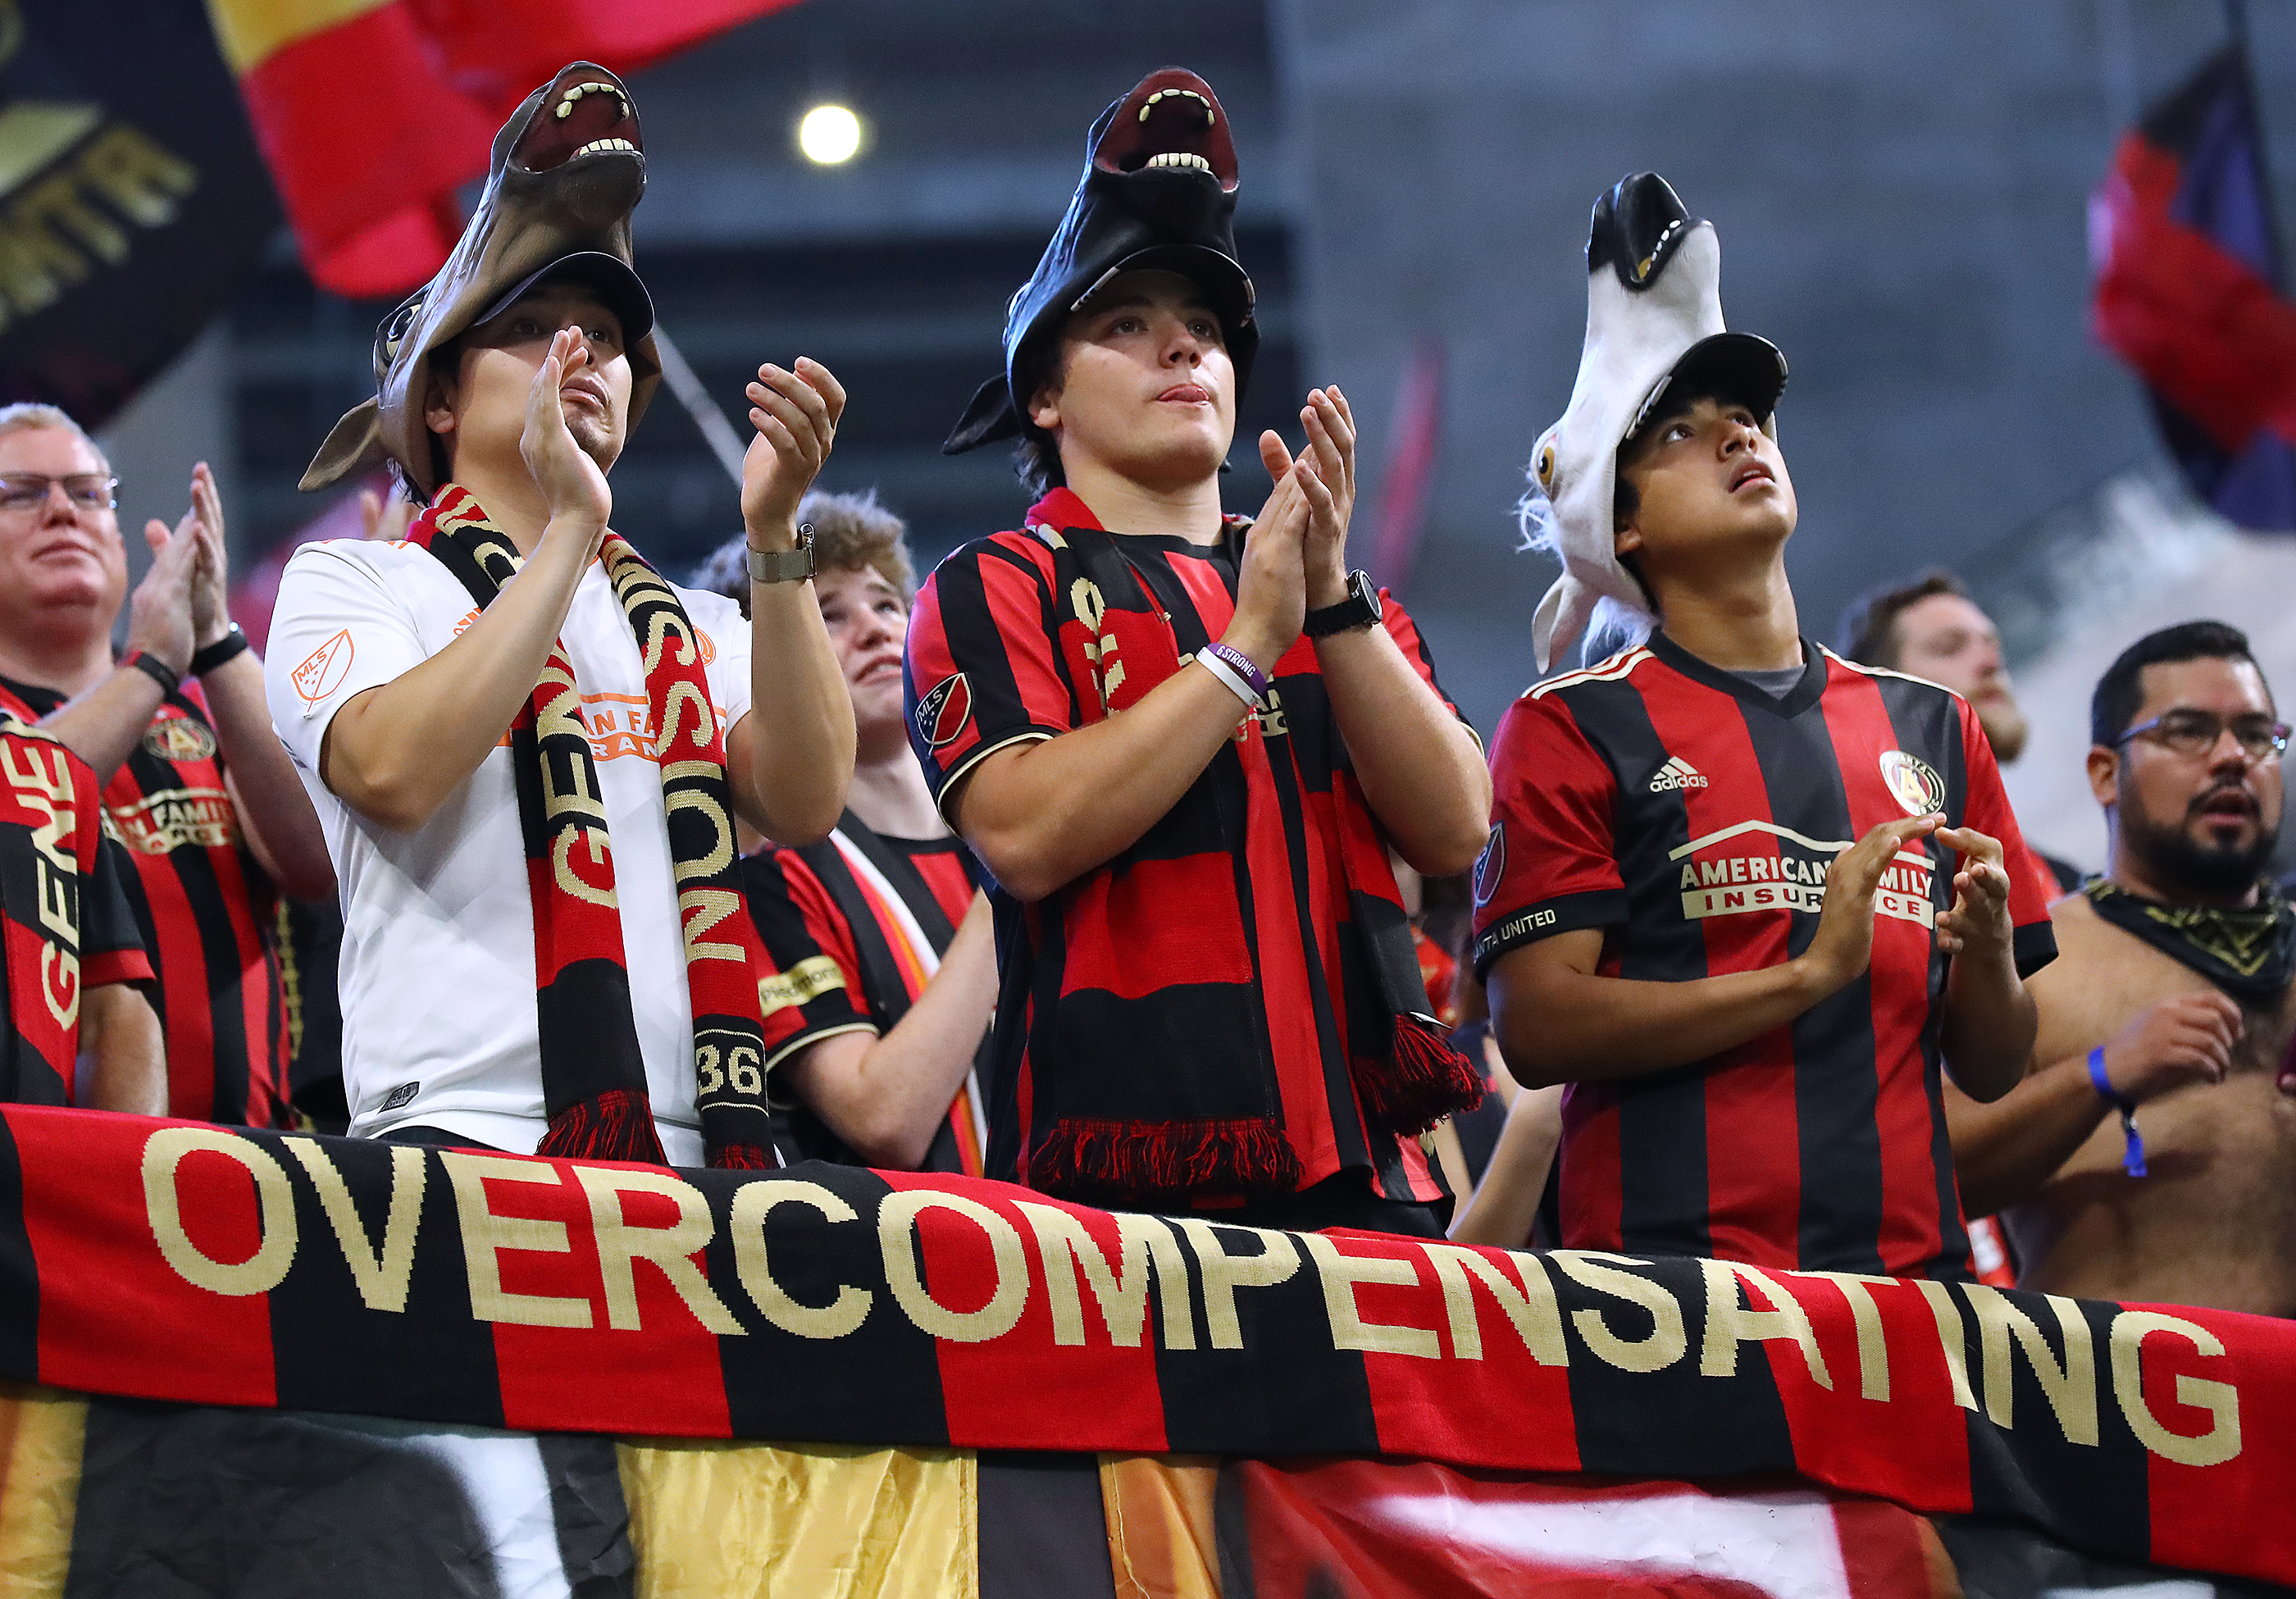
[0,474,116,512]
[2116,710,2290,762]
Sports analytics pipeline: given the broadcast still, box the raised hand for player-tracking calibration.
[125,508,203,676]
[741,357,846,544]
[2098,991,2242,1103]
[1223,430,1310,674]
[1295,386,1357,608]
[518,328,612,542]
[184,462,233,649]
[1801,813,1944,995]
[1933,824,2014,961]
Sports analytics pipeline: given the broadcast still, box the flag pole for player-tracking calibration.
[649,321,749,488]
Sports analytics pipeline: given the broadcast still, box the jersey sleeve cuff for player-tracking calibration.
[1473,888,1627,978]
[762,1021,879,1104]
[2012,919,2057,980]
[84,949,153,988]
[931,728,1059,827]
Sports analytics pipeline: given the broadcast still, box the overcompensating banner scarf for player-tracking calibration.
[0,1106,2289,1588]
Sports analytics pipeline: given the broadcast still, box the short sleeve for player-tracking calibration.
[82,835,153,988]
[1471,692,1627,977]
[904,537,1077,822]
[680,582,754,736]
[1380,592,1479,748]
[1957,700,2057,978]
[264,543,432,777]
[740,850,876,1079]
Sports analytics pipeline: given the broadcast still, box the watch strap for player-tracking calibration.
[1304,571,1381,638]
[189,624,248,676]
[126,650,182,697]
[747,523,815,584]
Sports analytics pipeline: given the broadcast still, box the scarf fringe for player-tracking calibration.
[1029,1115,1303,1205]
[1351,1015,1485,1136]
[708,1141,778,1170]
[538,1087,669,1164]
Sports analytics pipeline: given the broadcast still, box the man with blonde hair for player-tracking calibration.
[701,489,998,1172]
[0,403,330,1125]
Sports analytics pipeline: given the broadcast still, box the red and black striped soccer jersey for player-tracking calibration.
[0,677,289,1126]
[1471,636,2056,1278]
[904,489,1465,1211]
[744,818,986,1174]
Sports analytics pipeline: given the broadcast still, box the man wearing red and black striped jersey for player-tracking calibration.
[0,408,333,1126]
[696,492,998,1174]
[1477,175,2053,1278]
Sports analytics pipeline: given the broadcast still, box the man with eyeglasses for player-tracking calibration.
[1948,620,2296,1314]
[0,403,333,1128]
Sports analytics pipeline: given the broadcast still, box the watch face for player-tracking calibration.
[1352,570,1383,617]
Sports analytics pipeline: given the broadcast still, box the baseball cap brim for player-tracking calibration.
[1628,331,1788,439]
[472,250,654,348]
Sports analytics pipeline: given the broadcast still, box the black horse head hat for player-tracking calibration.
[944,67,1257,454]
[301,62,661,498]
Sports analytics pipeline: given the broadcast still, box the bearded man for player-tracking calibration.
[1948,621,2296,1314]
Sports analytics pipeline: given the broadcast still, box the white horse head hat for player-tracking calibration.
[1521,173,1786,670]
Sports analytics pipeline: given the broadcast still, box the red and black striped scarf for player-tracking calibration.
[1019,516,1482,1205]
[0,723,102,1105]
[409,486,775,1168]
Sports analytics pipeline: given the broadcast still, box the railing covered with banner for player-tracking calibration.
[0,1105,2288,1594]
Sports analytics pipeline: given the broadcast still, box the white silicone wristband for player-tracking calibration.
[1195,646,1259,707]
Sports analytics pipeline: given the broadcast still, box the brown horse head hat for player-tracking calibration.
[301,62,661,498]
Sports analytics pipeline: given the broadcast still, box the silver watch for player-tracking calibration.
[747,523,815,584]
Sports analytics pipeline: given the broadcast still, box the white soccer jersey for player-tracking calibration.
[266,534,755,1163]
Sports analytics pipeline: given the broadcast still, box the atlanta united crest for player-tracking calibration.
[1879,749,1946,817]
[143,715,217,764]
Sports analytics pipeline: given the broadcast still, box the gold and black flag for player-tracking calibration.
[0,0,280,426]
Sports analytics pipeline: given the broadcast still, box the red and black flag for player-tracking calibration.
[0,0,281,426]
[2091,36,2296,529]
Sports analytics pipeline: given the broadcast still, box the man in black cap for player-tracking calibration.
[267,65,853,1167]
[1475,173,2058,1278]
[908,69,1491,1235]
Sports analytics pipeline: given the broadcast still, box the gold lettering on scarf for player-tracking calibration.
[663,777,735,881]
[1014,1200,1195,1351]
[1795,1271,1898,1401]
[655,680,714,757]
[2110,1309,2241,1466]
[1302,1232,1439,1359]
[553,825,617,907]
[678,886,746,963]
[1547,1250,1688,1373]
[143,1128,299,1297]
[694,1033,763,1101]
[1070,577,1126,715]
[39,944,75,1029]
[1169,1219,1300,1351]
[728,1181,873,1338]
[1914,1277,1979,1410]
[284,1138,425,1314]
[1962,1283,2097,1445]
[1697,1258,1834,1390]
[441,1154,593,1328]
[2,736,80,943]
[1421,1244,1568,1364]
[575,1166,744,1334]
[880,1190,1030,1342]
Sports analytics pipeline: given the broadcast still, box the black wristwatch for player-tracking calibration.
[1304,570,1383,638]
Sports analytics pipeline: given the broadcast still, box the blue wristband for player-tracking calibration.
[2087,1046,2148,1178]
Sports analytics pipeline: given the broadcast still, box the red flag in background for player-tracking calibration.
[1365,339,1444,599]
[205,0,800,298]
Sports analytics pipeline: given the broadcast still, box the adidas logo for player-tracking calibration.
[1649,756,1710,792]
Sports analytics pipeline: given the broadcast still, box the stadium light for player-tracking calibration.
[798,103,863,166]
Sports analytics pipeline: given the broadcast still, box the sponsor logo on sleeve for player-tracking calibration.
[758,955,848,1016]
[291,629,355,709]
[914,672,972,750]
[1879,749,1947,817]
[1473,824,1506,906]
